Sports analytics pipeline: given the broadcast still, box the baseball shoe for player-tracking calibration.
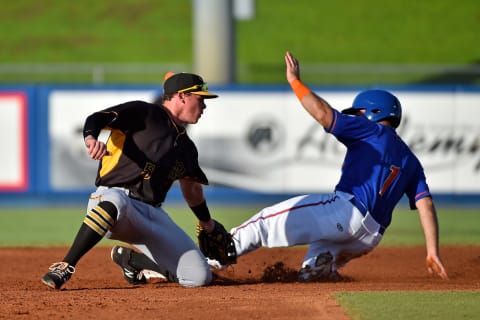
[41,262,75,289]
[298,252,335,282]
[111,245,147,285]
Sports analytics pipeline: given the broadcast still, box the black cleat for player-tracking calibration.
[42,262,75,289]
[111,246,147,285]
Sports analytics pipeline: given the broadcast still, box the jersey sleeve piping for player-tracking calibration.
[326,110,339,133]
[415,190,431,202]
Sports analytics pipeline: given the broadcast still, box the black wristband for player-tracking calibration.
[190,200,211,222]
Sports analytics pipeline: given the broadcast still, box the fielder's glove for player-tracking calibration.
[196,220,237,266]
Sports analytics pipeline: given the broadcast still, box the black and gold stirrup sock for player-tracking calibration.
[63,201,117,266]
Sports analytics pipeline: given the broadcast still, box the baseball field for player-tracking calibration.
[0,206,479,319]
[1,0,479,319]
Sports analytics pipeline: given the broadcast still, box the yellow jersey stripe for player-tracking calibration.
[100,129,125,177]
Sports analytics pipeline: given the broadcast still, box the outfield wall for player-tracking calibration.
[0,84,479,206]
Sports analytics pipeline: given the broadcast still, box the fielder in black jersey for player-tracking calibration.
[84,99,208,207]
[42,72,225,289]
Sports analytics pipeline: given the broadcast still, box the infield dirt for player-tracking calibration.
[1,246,479,319]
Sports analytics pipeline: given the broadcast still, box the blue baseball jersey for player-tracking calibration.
[326,109,431,228]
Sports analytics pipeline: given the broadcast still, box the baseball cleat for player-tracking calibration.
[111,245,147,285]
[41,262,75,289]
[298,252,335,282]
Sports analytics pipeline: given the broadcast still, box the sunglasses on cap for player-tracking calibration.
[177,83,209,94]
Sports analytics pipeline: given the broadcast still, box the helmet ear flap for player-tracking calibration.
[385,116,401,128]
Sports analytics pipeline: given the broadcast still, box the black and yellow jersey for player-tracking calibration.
[83,100,208,207]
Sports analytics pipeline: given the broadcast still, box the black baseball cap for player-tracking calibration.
[163,72,218,99]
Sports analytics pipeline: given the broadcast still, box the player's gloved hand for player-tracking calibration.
[196,219,237,266]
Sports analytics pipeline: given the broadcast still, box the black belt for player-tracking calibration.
[106,186,162,208]
[128,192,162,208]
[378,226,385,235]
[348,198,385,235]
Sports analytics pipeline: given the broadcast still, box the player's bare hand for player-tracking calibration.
[426,255,448,280]
[285,51,300,84]
[85,136,109,160]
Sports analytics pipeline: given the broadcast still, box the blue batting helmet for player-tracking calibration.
[341,90,402,128]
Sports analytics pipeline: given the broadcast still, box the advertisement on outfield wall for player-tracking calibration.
[189,90,480,194]
[0,92,28,191]
[45,88,480,194]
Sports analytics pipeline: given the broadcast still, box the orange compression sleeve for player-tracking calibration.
[290,79,311,100]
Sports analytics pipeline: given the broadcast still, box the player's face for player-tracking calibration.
[182,93,206,124]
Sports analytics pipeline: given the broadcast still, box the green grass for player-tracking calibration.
[0,205,257,247]
[336,291,480,320]
[380,208,480,246]
[0,206,478,247]
[0,1,192,63]
[0,0,479,84]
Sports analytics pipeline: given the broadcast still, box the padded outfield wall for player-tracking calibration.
[0,84,479,206]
